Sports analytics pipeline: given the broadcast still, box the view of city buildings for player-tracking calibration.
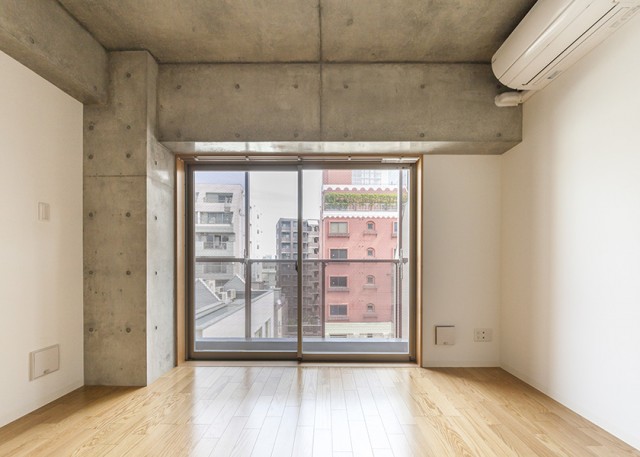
[275,218,320,337]
[193,183,245,289]
[322,169,399,339]
[193,169,408,343]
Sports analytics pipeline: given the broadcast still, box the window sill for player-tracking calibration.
[328,233,350,238]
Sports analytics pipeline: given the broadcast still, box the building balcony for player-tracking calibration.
[196,202,233,212]
[195,242,234,257]
[196,222,234,231]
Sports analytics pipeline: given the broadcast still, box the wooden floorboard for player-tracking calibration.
[0,366,638,456]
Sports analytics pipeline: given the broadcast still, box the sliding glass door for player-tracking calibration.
[187,162,415,361]
[301,168,411,356]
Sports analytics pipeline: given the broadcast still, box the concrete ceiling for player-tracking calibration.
[58,0,535,63]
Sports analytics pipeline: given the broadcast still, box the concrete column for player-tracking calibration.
[83,51,175,386]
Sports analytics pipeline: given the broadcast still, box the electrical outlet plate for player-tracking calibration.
[474,328,493,342]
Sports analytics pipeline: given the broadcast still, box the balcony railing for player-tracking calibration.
[194,257,407,341]
[195,242,234,257]
[203,242,227,250]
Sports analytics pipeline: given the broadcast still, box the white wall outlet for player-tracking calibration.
[474,328,493,342]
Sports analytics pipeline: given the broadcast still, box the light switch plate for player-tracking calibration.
[38,202,50,221]
[435,325,455,345]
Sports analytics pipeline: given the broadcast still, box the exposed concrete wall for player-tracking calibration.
[157,63,520,152]
[84,51,175,386]
[0,0,108,104]
[144,54,176,384]
[146,140,176,384]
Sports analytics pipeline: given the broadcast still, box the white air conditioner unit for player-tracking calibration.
[492,0,640,96]
[227,289,236,299]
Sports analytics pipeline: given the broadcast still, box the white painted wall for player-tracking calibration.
[422,155,501,367]
[501,20,640,450]
[0,51,84,427]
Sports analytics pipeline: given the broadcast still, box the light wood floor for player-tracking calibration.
[1,365,638,456]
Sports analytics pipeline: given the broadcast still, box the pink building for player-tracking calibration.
[321,170,399,338]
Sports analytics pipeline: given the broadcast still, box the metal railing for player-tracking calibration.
[194,257,405,340]
[203,242,228,250]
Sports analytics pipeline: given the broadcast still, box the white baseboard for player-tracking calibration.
[501,363,640,452]
[422,360,500,368]
[0,379,84,428]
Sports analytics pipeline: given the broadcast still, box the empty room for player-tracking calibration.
[1,0,639,455]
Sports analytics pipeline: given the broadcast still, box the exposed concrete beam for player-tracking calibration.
[161,140,520,156]
[322,64,519,142]
[158,64,321,142]
[0,0,108,104]
[158,63,521,154]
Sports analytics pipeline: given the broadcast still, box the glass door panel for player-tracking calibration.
[191,169,298,355]
[192,170,249,352]
[301,168,410,355]
[249,171,298,349]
